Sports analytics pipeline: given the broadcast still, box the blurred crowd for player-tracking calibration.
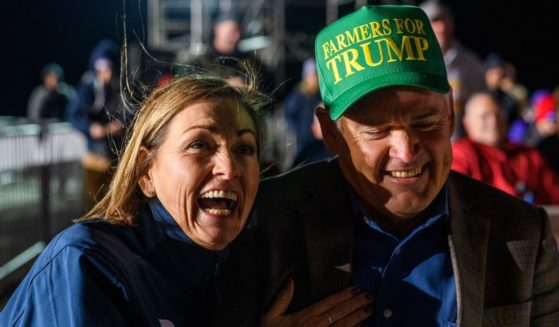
[21,1,559,206]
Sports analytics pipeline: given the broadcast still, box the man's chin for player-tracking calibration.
[385,196,432,219]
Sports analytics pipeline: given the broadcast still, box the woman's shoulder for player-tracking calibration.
[0,221,139,326]
[37,220,143,274]
[47,220,126,251]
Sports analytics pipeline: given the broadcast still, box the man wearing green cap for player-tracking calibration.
[215,5,559,327]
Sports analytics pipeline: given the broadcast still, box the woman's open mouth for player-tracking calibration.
[197,190,238,216]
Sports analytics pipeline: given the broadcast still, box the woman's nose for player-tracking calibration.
[213,150,241,179]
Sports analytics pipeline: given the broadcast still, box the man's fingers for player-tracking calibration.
[261,278,295,321]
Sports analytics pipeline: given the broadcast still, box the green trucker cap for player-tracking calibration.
[315,5,449,120]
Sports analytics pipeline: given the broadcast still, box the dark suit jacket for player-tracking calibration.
[215,159,559,326]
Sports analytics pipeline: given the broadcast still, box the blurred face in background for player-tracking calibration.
[535,116,558,137]
[484,66,505,91]
[430,15,454,53]
[96,68,113,85]
[94,58,114,85]
[214,19,241,54]
[304,71,319,94]
[462,93,506,147]
[43,73,59,91]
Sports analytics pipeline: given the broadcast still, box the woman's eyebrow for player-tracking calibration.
[182,125,255,138]
[183,124,218,134]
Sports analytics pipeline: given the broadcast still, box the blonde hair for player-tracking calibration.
[80,74,268,225]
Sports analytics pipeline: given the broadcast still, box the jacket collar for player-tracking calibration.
[447,171,489,327]
[298,159,354,301]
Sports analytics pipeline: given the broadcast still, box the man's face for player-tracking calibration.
[318,87,454,219]
[430,15,454,52]
[96,68,113,85]
[484,66,505,91]
[214,20,241,54]
[43,73,59,91]
[462,93,506,147]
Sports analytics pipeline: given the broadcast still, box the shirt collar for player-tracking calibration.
[147,198,228,261]
[348,182,449,231]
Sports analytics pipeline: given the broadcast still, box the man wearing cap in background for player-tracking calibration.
[215,4,559,327]
[419,0,485,141]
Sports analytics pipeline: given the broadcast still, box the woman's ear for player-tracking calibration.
[315,105,340,155]
[137,146,156,198]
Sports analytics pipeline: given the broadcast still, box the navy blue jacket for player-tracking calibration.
[0,200,227,326]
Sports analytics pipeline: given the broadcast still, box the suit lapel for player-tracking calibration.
[448,172,490,327]
[299,160,354,302]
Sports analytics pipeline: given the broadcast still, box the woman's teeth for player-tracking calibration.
[390,166,422,178]
[198,190,238,216]
[199,190,238,201]
[204,208,232,216]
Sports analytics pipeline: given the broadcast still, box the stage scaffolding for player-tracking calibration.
[146,0,372,86]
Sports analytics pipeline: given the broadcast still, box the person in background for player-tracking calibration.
[532,90,558,140]
[215,5,559,326]
[1,74,266,325]
[420,0,485,141]
[284,58,331,168]
[501,61,529,113]
[191,10,273,91]
[66,39,125,210]
[27,63,76,121]
[483,53,520,132]
[452,91,559,204]
[511,89,558,147]
[536,92,559,175]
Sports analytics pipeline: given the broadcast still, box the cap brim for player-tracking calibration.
[328,72,450,120]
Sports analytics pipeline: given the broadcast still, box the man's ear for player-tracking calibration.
[137,146,156,198]
[315,105,340,155]
[447,89,456,135]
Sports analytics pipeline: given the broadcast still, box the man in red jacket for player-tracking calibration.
[452,91,559,204]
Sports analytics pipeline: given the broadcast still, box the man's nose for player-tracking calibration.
[388,129,421,163]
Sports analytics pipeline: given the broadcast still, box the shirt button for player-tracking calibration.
[383,309,392,318]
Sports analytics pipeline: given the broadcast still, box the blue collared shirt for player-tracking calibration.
[351,186,457,326]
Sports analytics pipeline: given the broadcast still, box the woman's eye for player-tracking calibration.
[237,144,256,155]
[189,140,209,150]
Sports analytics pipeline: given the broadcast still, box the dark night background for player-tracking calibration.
[1,0,559,117]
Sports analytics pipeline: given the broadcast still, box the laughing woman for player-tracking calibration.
[0,74,267,326]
